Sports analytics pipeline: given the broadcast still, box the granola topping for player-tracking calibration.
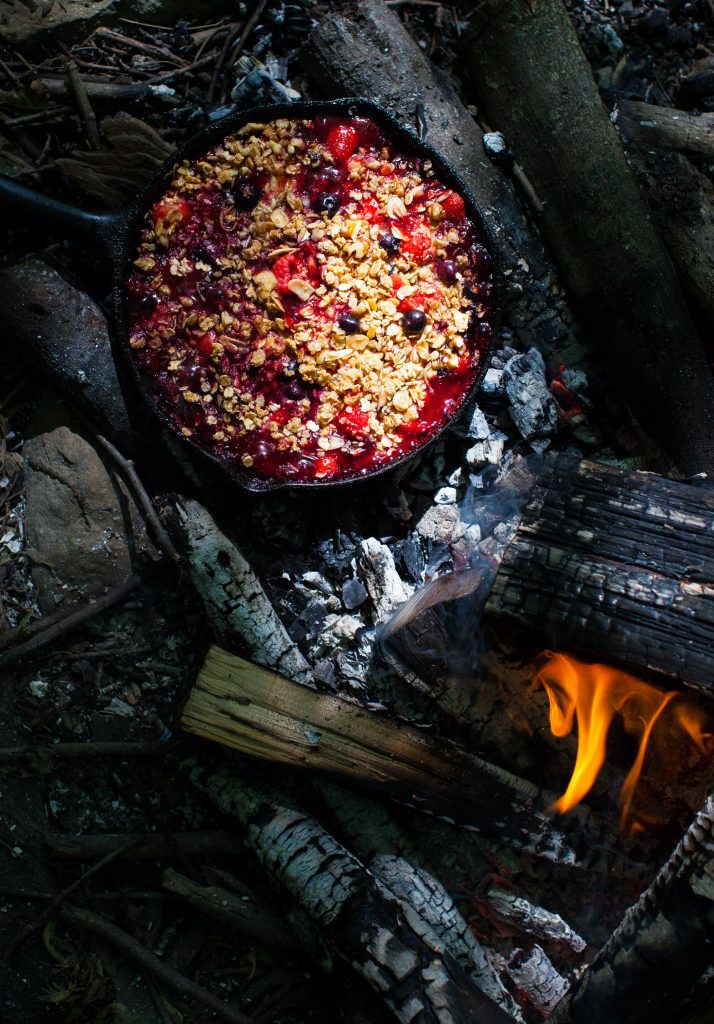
[125,115,493,481]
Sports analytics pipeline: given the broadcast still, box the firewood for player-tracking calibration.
[505,944,568,1018]
[551,794,714,1024]
[305,0,587,376]
[461,0,714,478]
[189,764,516,1024]
[616,101,714,162]
[482,887,586,956]
[181,645,616,869]
[486,452,714,694]
[162,498,311,682]
[370,854,523,1020]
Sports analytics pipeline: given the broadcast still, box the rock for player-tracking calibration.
[480,367,504,394]
[466,439,505,468]
[416,504,461,544]
[0,0,116,50]
[502,350,558,446]
[466,404,491,441]
[24,425,141,612]
[434,486,458,504]
[342,577,368,610]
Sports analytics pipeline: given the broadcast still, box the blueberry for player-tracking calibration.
[191,244,214,266]
[403,309,427,335]
[137,294,156,314]
[285,380,307,400]
[338,313,360,334]
[232,176,260,210]
[436,259,457,285]
[379,232,400,256]
[314,192,341,217]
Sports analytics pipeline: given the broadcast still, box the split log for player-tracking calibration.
[462,0,714,478]
[180,645,619,869]
[306,0,585,373]
[486,452,714,694]
[552,794,714,1024]
[0,259,134,449]
[189,764,516,1024]
[163,498,311,682]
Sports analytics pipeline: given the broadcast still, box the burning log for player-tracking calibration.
[552,794,714,1024]
[306,0,586,373]
[486,452,714,695]
[505,944,568,1018]
[188,764,517,1024]
[163,498,311,682]
[181,645,620,869]
[482,887,586,957]
[461,0,714,477]
[370,854,523,1021]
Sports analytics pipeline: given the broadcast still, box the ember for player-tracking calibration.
[537,652,713,829]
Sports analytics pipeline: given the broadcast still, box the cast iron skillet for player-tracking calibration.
[0,98,497,493]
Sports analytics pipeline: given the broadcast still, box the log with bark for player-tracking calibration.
[552,794,714,1024]
[188,763,517,1024]
[485,452,714,694]
[461,0,714,478]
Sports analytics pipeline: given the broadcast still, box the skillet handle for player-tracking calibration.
[0,174,126,262]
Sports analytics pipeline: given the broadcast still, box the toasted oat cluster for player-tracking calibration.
[125,115,493,481]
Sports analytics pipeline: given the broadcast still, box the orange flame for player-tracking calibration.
[536,652,712,829]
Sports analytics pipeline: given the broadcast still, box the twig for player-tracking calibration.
[96,435,181,564]
[0,839,141,1001]
[150,53,216,85]
[0,57,20,87]
[209,0,269,103]
[46,831,243,861]
[0,105,74,128]
[61,905,254,1024]
[0,576,141,667]
[0,740,174,766]
[94,27,188,66]
[65,60,101,150]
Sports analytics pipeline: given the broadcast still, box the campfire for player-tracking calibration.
[1,0,714,1023]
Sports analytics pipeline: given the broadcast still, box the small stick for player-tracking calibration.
[150,53,216,85]
[1,105,74,128]
[96,435,181,564]
[0,57,20,87]
[61,905,254,1024]
[0,740,173,766]
[65,60,101,150]
[0,838,140,999]
[46,830,242,861]
[0,576,141,667]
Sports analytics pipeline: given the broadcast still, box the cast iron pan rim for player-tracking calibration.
[114,97,499,494]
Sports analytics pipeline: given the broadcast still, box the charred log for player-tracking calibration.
[189,765,516,1024]
[486,453,714,694]
[552,794,714,1024]
[462,0,714,477]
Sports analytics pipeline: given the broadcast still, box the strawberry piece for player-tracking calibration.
[273,246,320,294]
[440,190,466,221]
[401,227,432,264]
[196,330,218,356]
[338,408,370,438]
[152,196,190,226]
[316,454,338,477]
[397,288,441,313]
[327,124,359,162]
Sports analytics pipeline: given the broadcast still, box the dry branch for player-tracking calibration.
[552,794,714,1024]
[462,0,714,477]
[189,764,516,1024]
[163,499,310,682]
[486,452,714,693]
[181,645,610,868]
[306,0,584,372]
[46,831,242,861]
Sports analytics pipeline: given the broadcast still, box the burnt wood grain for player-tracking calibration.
[486,453,714,692]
